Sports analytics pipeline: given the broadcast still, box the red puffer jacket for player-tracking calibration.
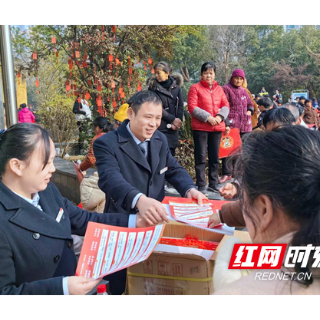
[188,80,229,132]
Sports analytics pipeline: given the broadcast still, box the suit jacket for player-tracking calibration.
[0,181,129,295]
[93,119,195,214]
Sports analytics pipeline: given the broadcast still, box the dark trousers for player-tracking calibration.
[193,130,222,187]
[221,132,247,176]
[170,147,176,157]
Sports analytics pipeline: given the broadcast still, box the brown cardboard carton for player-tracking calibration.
[127,223,224,295]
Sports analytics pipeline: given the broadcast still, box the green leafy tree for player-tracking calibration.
[11,25,201,120]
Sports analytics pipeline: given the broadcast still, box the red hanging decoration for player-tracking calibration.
[143,61,147,71]
[151,68,155,74]
[137,80,142,92]
[148,57,153,65]
[120,91,125,99]
[32,52,37,60]
[97,81,102,92]
[88,79,92,86]
[84,50,88,61]
[85,92,90,100]
[108,54,114,62]
[37,89,39,94]
[35,78,39,87]
[101,25,104,40]
[112,97,117,108]
[112,25,116,41]
[115,55,121,65]
[17,72,21,85]
[56,51,59,58]
[51,36,56,44]
[75,51,80,58]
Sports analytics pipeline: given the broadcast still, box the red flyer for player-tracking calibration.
[219,128,242,159]
[162,197,234,235]
[76,222,165,279]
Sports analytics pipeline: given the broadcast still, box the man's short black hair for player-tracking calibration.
[127,90,162,114]
[299,96,306,100]
[263,108,295,129]
[257,97,273,109]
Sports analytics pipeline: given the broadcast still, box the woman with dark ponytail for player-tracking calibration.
[0,123,143,295]
[213,125,320,294]
[79,117,114,171]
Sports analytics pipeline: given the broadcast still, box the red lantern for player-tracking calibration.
[51,36,56,44]
[75,51,80,58]
[151,68,155,74]
[111,81,116,89]
[88,80,92,86]
[148,57,152,65]
[35,78,39,87]
[120,91,125,99]
[33,52,37,60]
[85,92,90,100]
[97,82,102,92]
[143,61,147,71]
[66,85,70,92]
[119,87,123,94]
[112,25,116,41]
[84,50,88,60]
[115,57,121,65]
[56,51,59,58]
[108,54,114,62]
[74,84,77,91]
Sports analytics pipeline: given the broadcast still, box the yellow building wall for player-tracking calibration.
[0,65,27,108]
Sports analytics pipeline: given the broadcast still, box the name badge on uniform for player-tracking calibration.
[160,167,168,175]
[56,208,64,222]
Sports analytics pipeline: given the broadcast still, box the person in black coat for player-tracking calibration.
[148,61,184,157]
[93,91,207,294]
[0,123,145,295]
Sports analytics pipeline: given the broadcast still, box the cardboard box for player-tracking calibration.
[127,223,224,295]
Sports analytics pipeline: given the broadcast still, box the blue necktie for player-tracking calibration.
[139,141,148,158]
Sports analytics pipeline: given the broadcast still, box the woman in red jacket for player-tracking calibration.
[187,62,230,194]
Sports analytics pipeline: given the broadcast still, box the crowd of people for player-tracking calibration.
[0,60,320,295]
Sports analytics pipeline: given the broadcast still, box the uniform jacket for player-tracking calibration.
[148,75,184,149]
[223,83,254,133]
[0,181,129,295]
[188,80,230,132]
[93,119,195,214]
[18,108,35,123]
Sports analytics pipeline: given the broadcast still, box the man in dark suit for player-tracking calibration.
[93,90,206,294]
